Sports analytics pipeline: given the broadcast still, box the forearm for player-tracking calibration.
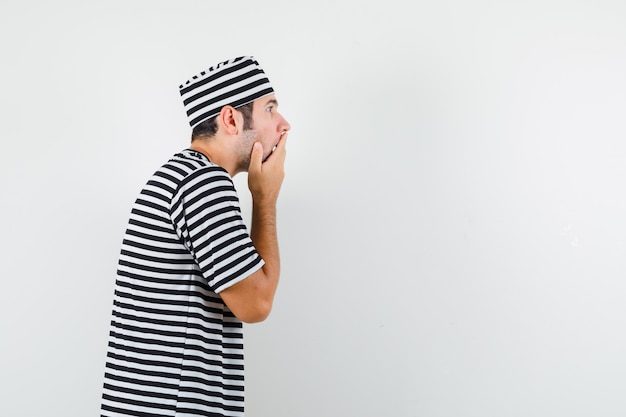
[250,198,280,300]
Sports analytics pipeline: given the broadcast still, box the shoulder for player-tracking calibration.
[167,156,238,212]
[159,150,233,191]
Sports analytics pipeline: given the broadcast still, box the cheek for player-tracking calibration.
[261,126,276,141]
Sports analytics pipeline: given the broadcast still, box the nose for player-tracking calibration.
[280,114,291,133]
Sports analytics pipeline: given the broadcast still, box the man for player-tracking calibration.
[101,56,291,417]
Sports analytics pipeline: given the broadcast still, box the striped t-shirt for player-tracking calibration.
[102,149,264,417]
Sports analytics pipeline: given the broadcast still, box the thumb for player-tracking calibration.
[249,142,263,173]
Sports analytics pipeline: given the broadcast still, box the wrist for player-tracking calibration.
[251,192,279,206]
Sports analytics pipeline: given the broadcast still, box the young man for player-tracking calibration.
[101,56,291,417]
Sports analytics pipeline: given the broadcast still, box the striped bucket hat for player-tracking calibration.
[179,56,274,129]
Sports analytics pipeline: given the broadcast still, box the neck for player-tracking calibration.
[189,139,238,177]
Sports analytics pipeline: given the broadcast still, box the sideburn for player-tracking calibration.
[238,102,255,131]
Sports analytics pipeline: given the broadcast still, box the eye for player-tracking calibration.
[266,105,274,113]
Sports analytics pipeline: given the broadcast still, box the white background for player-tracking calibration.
[1,1,625,416]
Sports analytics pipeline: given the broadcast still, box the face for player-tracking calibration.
[235,94,291,172]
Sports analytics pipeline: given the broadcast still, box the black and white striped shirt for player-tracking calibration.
[102,149,263,417]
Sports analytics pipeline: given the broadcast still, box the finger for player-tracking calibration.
[277,132,288,149]
[273,133,288,156]
[263,133,288,164]
[249,142,264,173]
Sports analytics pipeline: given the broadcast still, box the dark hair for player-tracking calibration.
[191,102,254,142]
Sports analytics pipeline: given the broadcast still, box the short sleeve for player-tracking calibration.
[170,166,264,293]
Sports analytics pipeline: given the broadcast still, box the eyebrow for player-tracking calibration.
[264,98,279,107]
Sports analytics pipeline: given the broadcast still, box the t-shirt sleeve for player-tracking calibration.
[170,166,264,293]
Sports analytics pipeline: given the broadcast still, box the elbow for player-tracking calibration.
[237,300,273,324]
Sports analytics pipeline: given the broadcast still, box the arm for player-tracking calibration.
[219,135,287,323]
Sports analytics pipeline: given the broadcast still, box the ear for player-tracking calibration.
[217,105,242,135]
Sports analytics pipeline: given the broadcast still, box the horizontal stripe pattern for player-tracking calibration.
[102,149,263,417]
[178,56,274,129]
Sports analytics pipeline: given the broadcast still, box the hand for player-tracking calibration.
[247,133,288,202]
